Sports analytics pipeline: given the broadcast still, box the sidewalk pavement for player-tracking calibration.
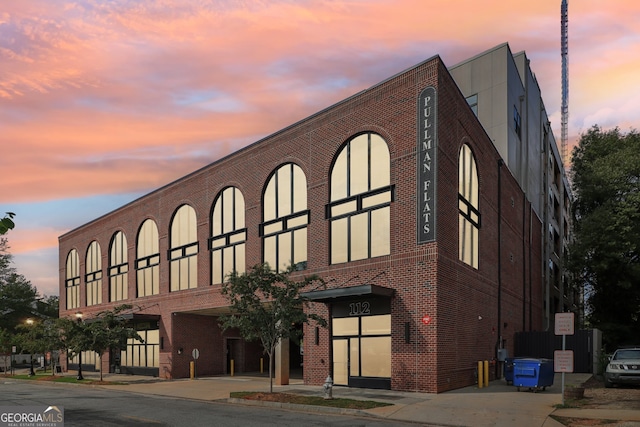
[41,370,640,426]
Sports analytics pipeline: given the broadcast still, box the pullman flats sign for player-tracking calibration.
[417,86,437,243]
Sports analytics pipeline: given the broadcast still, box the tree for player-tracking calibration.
[568,125,640,349]
[219,264,326,392]
[0,212,15,235]
[0,238,58,333]
[16,318,64,375]
[0,328,14,374]
[0,266,39,333]
[69,305,143,381]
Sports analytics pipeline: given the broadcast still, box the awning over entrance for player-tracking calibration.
[301,284,394,302]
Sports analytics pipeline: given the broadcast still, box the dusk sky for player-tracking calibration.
[2,0,639,297]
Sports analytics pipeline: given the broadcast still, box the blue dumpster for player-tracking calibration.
[512,358,554,392]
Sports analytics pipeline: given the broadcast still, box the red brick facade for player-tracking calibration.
[59,56,542,393]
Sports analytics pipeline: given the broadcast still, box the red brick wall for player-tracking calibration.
[59,55,542,392]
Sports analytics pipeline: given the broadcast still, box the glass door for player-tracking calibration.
[332,338,348,385]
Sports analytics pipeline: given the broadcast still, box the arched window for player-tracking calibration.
[85,241,102,306]
[136,219,160,297]
[261,163,309,272]
[459,144,480,268]
[109,231,128,302]
[65,249,80,310]
[170,205,198,291]
[210,187,246,285]
[328,132,392,264]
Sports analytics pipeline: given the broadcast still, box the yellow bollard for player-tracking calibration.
[189,361,194,380]
[260,357,264,374]
[230,359,234,377]
[478,361,483,388]
[483,360,489,387]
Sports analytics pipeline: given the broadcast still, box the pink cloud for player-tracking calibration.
[2,0,640,297]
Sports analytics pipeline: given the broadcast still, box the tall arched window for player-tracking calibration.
[65,249,80,310]
[170,205,198,291]
[459,144,480,268]
[328,132,392,264]
[261,163,309,272]
[109,231,128,302]
[85,241,102,306]
[210,187,246,285]
[136,219,160,297]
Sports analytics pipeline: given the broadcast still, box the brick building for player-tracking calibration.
[59,51,543,393]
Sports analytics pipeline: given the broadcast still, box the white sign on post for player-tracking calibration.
[555,312,576,404]
[554,350,574,373]
[555,312,574,335]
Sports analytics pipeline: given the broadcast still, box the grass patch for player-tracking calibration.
[230,391,392,410]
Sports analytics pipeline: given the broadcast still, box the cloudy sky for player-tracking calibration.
[2,0,639,297]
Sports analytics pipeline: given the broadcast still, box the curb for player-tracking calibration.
[227,397,378,418]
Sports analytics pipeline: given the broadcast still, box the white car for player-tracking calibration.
[604,348,640,388]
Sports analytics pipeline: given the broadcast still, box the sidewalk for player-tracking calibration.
[49,371,640,426]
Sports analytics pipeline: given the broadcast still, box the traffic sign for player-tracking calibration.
[554,312,574,335]
[554,350,574,373]
[421,315,432,325]
[192,348,200,360]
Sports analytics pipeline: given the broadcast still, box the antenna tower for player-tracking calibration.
[561,0,569,164]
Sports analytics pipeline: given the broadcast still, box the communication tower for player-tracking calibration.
[561,0,569,163]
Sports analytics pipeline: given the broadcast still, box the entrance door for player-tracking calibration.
[226,338,240,375]
[332,338,349,385]
[331,298,392,389]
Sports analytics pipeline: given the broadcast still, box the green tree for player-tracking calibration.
[219,264,326,393]
[70,305,143,381]
[0,239,58,333]
[0,328,14,374]
[569,125,640,349]
[16,318,64,375]
[0,265,39,334]
[0,212,15,235]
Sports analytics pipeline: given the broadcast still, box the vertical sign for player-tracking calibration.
[417,86,437,243]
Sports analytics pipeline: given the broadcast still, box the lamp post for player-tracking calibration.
[26,319,35,376]
[75,312,84,380]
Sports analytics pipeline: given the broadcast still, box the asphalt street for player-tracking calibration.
[0,379,423,427]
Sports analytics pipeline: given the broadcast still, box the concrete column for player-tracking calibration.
[275,338,290,385]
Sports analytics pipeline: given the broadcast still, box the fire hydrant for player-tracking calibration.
[323,375,333,399]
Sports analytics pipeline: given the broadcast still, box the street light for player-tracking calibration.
[75,312,84,380]
[26,319,35,376]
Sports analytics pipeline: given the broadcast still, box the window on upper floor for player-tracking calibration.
[109,231,128,302]
[328,132,392,264]
[210,186,246,284]
[65,249,81,310]
[466,94,478,117]
[513,105,522,138]
[169,205,198,291]
[136,219,160,297]
[261,163,309,272]
[85,241,102,306]
[459,144,480,269]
